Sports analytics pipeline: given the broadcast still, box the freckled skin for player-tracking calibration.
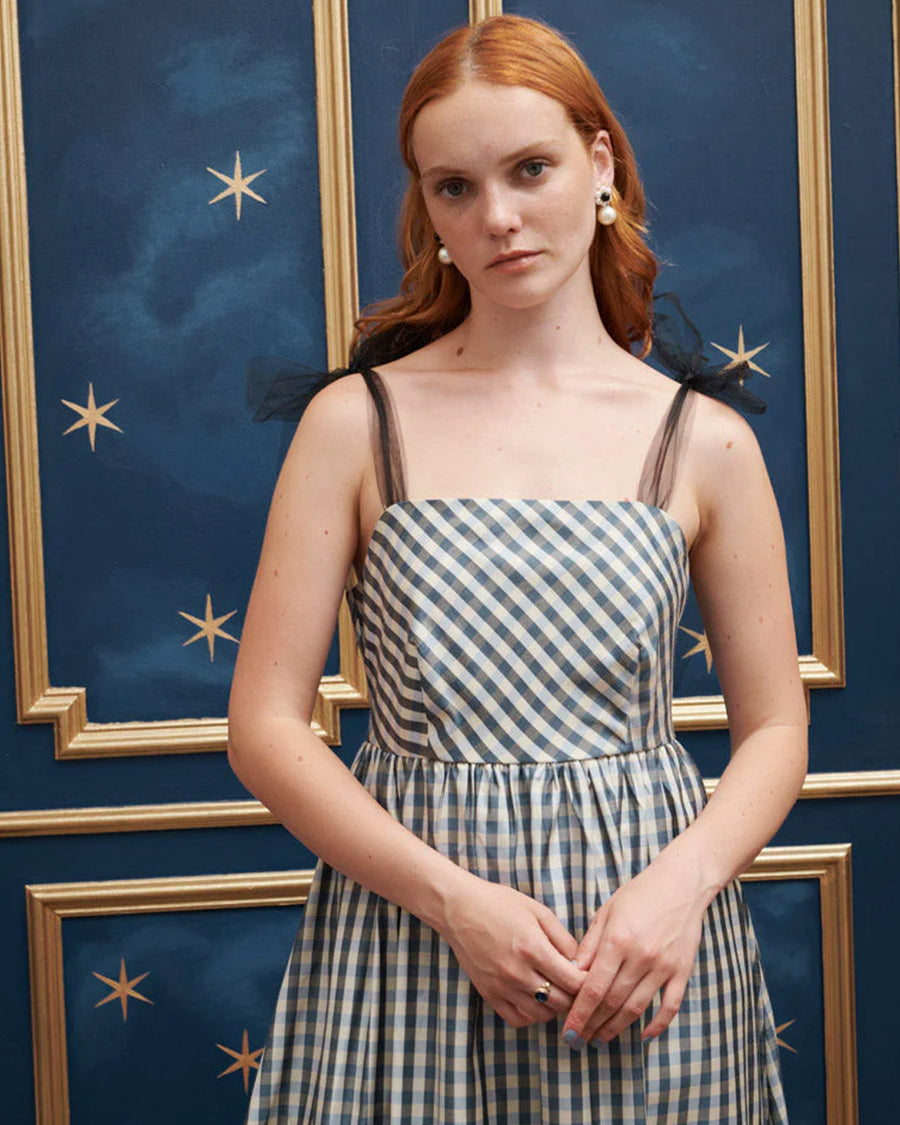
[726,441,733,449]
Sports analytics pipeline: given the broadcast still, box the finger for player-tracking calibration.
[523,979,575,1019]
[577,962,649,1042]
[536,904,580,960]
[532,944,588,998]
[573,905,609,969]
[641,973,688,1041]
[562,948,623,1041]
[588,973,661,1042]
[493,997,534,1030]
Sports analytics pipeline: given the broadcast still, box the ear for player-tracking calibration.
[589,130,615,189]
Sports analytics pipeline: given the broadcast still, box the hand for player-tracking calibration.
[562,855,709,1046]
[440,875,588,1029]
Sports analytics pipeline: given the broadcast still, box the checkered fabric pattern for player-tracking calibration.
[247,498,788,1124]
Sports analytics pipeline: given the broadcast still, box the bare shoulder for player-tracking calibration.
[687,392,767,486]
[299,371,370,438]
[680,391,773,547]
[277,372,372,500]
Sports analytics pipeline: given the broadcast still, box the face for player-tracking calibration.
[411,80,613,312]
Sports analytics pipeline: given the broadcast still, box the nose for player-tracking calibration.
[480,182,522,237]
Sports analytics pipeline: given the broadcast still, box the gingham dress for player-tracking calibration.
[247,372,788,1124]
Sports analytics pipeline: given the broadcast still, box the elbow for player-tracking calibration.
[226,706,256,792]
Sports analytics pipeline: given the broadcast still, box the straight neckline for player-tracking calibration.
[353,496,689,590]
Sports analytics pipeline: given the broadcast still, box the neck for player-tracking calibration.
[451,272,618,380]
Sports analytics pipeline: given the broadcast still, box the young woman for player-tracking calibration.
[229,15,807,1123]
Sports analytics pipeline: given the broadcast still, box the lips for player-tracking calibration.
[487,250,540,268]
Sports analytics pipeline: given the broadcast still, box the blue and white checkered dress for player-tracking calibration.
[246,377,789,1124]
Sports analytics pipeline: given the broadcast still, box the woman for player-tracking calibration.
[229,14,807,1123]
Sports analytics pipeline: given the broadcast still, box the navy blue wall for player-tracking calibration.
[2,1,898,1122]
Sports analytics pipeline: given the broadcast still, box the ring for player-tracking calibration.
[533,980,551,1004]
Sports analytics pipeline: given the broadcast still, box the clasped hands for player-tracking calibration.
[442,857,708,1047]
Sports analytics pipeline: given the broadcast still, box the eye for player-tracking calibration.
[520,159,549,180]
[437,179,467,200]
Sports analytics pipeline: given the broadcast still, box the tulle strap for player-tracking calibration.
[640,292,767,510]
[246,358,406,509]
[359,368,407,508]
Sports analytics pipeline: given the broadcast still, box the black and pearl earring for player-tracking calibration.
[595,186,617,226]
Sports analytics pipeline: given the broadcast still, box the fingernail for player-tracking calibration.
[563,1029,586,1050]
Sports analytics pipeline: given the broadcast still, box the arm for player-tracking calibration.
[228,376,586,1025]
[563,397,808,1046]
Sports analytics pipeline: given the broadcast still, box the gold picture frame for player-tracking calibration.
[27,844,857,1125]
[0,0,842,757]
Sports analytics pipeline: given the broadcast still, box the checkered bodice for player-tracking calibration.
[345,496,688,764]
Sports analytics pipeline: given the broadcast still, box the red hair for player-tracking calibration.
[352,15,657,361]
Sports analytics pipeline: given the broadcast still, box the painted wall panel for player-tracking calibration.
[3,0,900,1121]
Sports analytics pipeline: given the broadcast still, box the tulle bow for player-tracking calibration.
[650,292,767,415]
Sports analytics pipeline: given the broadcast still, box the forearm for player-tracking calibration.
[228,716,475,932]
[652,723,808,904]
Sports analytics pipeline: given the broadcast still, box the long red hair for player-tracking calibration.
[352,15,657,361]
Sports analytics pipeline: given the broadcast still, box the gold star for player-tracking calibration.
[207,151,267,220]
[61,383,123,452]
[178,593,239,661]
[217,1029,264,1092]
[93,958,153,1021]
[680,625,714,673]
[710,326,772,378]
[775,1018,798,1053]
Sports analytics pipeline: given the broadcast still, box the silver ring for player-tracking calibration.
[533,980,551,1004]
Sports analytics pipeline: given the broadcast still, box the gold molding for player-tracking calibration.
[313,0,359,368]
[742,844,858,1125]
[27,871,311,1125]
[4,764,899,839]
[26,851,854,1125]
[469,0,503,24]
[0,0,367,758]
[673,0,844,728]
[794,0,844,689]
[0,0,844,753]
[0,0,50,725]
[0,799,277,837]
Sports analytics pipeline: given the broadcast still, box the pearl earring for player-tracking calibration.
[595,186,617,226]
[436,241,452,265]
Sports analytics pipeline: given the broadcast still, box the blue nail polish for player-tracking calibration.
[563,1029,586,1050]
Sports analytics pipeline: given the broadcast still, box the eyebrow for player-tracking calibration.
[419,139,563,181]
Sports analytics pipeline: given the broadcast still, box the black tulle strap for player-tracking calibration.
[640,292,768,510]
[247,357,406,508]
[359,368,407,508]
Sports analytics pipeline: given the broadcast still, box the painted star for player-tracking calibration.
[207,151,267,220]
[61,384,123,452]
[680,625,714,673]
[217,1029,264,1092]
[775,1018,797,1053]
[93,958,153,1022]
[178,593,239,661]
[710,326,772,378]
